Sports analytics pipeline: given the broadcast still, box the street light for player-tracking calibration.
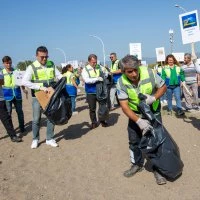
[55,48,67,63]
[174,4,197,59]
[89,34,106,67]
[174,4,187,12]
[169,29,174,53]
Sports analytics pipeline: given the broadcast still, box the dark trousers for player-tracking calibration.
[128,119,144,166]
[86,93,99,124]
[106,84,111,110]
[0,100,16,138]
[6,98,24,131]
[127,112,162,166]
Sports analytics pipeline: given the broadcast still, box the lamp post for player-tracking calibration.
[174,4,197,59]
[55,48,67,63]
[169,29,174,53]
[89,35,106,67]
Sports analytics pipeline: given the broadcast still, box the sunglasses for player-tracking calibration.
[39,56,49,60]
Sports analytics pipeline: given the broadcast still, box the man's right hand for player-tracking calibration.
[40,86,48,92]
[136,118,152,134]
[97,77,103,82]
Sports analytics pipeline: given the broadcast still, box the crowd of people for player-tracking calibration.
[0,45,200,185]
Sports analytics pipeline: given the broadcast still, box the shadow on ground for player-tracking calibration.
[54,121,91,142]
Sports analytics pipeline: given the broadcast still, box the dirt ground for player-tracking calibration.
[0,91,200,200]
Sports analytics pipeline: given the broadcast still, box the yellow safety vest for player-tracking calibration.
[119,66,159,112]
[2,68,22,101]
[84,64,101,94]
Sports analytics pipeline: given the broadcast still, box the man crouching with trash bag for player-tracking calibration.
[116,55,168,185]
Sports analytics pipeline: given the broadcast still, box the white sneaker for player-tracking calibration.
[46,139,58,147]
[163,100,168,104]
[72,111,78,116]
[31,139,39,149]
[160,100,164,104]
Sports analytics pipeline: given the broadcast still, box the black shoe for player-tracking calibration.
[100,121,108,127]
[176,109,185,116]
[20,128,26,133]
[90,122,98,129]
[123,164,143,178]
[154,171,167,185]
[11,136,22,143]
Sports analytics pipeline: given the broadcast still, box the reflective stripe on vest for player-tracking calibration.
[120,66,159,112]
[2,68,22,100]
[84,64,101,94]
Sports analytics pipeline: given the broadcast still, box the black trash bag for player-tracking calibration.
[43,77,72,125]
[138,93,184,179]
[96,72,109,121]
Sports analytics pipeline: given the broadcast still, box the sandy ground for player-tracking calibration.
[0,91,200,200]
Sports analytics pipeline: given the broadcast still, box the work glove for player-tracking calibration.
[145,94,156,105]
[97,77,103,82]
[136,118,152,134]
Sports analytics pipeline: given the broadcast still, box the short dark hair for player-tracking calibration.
[2,56,12,63]
[110,52,117,57]
[36,46,48,55]
[88,54,97,61]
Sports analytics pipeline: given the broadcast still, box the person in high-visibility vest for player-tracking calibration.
[22,46,63,149]
[109,52,121,110]
[161,54,185,116]
[116,55,167,185]
[81,54,109,129]
[0,71,22,142]
[2,56,27,134]
[62,64,80,115]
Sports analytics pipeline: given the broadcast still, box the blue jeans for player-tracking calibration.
[32,97,54,140]
[70,96,76,112]
[160,92,167,101]
[6,98,24,131]
[166,86,182,111]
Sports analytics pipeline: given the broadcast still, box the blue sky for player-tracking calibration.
[0,0,199,65]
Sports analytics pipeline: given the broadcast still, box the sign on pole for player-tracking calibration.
[155,47,165,62]
[179,10,200,44]
[129,43,142,60]
[172,53,185,62]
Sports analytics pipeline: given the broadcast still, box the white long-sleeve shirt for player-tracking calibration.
[22,60,63,90]
[81,65,108,84]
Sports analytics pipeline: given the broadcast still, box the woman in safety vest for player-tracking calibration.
[162,54,185,116]
[62,64,79,115]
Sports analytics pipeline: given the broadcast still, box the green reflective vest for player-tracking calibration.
[119,66,159,112]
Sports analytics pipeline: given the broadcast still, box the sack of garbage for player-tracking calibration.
[96,71,109,121]
[43,77,72,125]
[138,93,184,179]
